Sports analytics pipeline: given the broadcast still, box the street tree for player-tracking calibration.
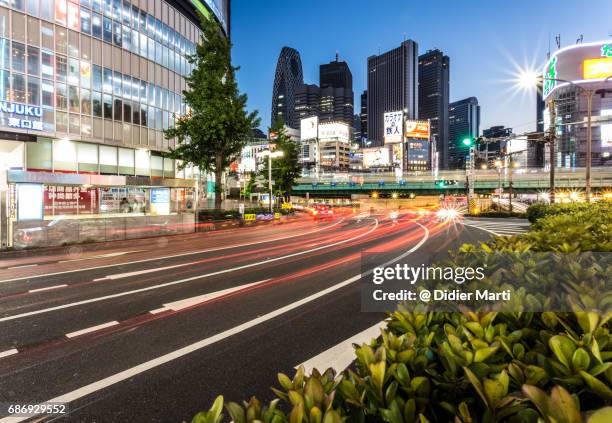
[164,14,259,210]
[260,120,301,202]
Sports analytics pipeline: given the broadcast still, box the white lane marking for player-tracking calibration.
[28,284,68,293]
[6,264,38,270]
[0,219,374,323]
[0,220,429,423]
[0,348,18,359]
[0,219,344,284]
[57,251,145,263]
[152,279,270,313]
[0,220,428,421]
[462,222,528,236]
[65,321,119,338]
[298,321,385,374]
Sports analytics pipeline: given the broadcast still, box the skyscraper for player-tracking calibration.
[448,97,480,169]
[294,84,321,121]
[367,40,419,146]
[318,57,354,125]
[418,49,450,169]
[360,91,368,144]
[271,47,304,129]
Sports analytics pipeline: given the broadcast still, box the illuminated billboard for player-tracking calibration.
[319,122,350,143]
[190,0,229,34]
[383,111,403,144]
[584,57,612,80]
[404,120,430,139]
[542,41,612,99]
[300,116,318,140]
[363,147,390,168]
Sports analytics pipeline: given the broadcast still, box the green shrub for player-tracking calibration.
[191,202,612,423]
[525,201,612,224]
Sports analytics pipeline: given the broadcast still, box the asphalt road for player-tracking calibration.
[0,209,495,422]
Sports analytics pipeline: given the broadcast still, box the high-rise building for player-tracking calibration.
[360,91,368,145]
[271,47,304,129]
[0,0,230,249]
[353,114,361,144]
[294,84,321,122]
[367,40,419,145]
[418,50,450,169]
[481,126,512,165]
[318,58,354,125]
[448,97,480,169]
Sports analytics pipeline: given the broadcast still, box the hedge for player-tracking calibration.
[191,202,612,423]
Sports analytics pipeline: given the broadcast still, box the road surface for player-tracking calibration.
[0,210,495,422]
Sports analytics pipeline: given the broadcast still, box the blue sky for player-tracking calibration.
[231,0,612,134]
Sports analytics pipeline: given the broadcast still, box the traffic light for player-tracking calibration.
[436,180,457,188]
[462,137,474,146]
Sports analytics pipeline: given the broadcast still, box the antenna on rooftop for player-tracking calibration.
[555,34,561,49]
[335,51,339,62]
[576,34,583,44]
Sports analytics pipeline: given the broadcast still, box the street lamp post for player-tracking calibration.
[261,150,284,213]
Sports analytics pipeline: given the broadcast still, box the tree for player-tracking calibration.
[164,14,259,210]
[259,120,301,202]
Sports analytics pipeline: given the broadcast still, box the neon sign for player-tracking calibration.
[0,101,43,131]
[602,44,612,58]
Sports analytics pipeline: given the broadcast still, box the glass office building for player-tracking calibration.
[0,0,230,248]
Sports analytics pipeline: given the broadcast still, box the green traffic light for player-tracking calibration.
[462,138,473,146]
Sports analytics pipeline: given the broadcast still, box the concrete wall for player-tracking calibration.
[11,214,195,249]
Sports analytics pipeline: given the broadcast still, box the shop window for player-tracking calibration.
[92,90,101,116]
[163,157,174,178]
[41,50,53,79]
[26,16,39,46]
[80,88,91,114]
[41,78,53,106]
[0,38,8,69]
[55,55,67,83]
[11,41,25,73]
[135,148,149,175]
[112,70,121,96]
[11,11,25,43]
[80,7,91,34]
[55,27,67,54]
[40,0,53,22]
[99,144,117,174]
[68,30,79,57]
[150,154,163,177]
[77,141,97,172]
[80,60,90,88]
[102,92,111,119]
[0,9,7,38]
[53,138,77,171]
[55,0,67,25]
[26,75,39,105]
[26,138,52,171]
[68,85,79,112]
[68,57,78,84]
[55,82,67,110]
[113,96,121,120]
[26,0,39,16]
[92,12,102,39]
[67,2,79,31]
[118,147,133,174]
[112,21,121,47]
[10,72,26,103]
[69,113,80,134]
[56,110,68,132]
[26,45,39,76]
[0,70,9,101]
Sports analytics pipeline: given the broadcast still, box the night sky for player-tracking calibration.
[231,0,612,134]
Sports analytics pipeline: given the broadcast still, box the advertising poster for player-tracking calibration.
[384,111,403,144]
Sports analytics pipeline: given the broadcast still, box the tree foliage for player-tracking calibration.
[259,120,301,200]
[164,14,259,209]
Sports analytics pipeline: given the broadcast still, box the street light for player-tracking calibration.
[260,150,284,213]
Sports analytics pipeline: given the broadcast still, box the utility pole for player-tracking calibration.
[508,156,514,213]
[548,99,556,204]
[585,90,594,202]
